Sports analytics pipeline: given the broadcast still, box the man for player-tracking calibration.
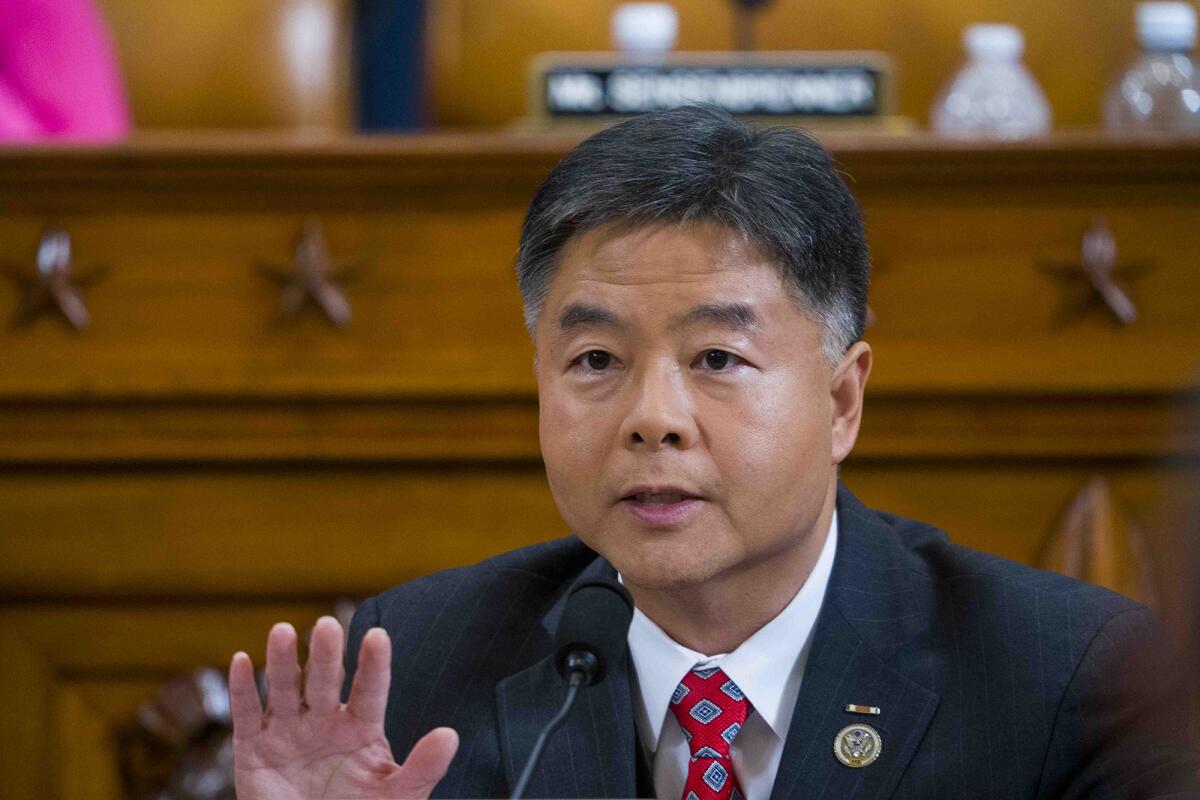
[228,105,1200,799]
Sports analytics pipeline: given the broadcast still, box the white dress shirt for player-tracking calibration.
[623,511,838,800]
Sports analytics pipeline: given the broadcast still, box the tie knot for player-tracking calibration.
[668,666,750,763]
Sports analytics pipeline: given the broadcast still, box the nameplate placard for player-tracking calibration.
[530,52,893,120]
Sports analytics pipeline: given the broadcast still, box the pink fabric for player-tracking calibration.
[0,0,131,142]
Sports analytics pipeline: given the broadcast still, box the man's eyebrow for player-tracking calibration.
[555,301,762,336]
[669,302,762,332]
[557,302,625,333]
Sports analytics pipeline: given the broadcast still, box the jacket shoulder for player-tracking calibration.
[872,504,1141,613]
[835,490,1149,665]
[838,499,1197,796]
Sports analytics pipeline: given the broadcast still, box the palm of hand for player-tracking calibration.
[230,619,457,800]
[235,711,400,798]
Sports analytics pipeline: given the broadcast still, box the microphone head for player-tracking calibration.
[554,578,634,686]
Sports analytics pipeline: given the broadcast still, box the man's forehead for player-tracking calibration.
[540,220,799,344]
[550,224,786,302]
[559,219,765,275]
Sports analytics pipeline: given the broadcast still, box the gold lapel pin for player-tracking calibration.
[834,723,882,768]
[843,704,881,715]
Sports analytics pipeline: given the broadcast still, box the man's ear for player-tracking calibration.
[831,341,872,465]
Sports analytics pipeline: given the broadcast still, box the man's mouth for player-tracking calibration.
[618,486,705,526]
[629,492,691,505]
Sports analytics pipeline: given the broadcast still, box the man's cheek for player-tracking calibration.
[562,417,609,466]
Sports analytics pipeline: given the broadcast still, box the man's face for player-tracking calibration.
[535,220,869,592]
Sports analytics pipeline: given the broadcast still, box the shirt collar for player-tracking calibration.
[624,509,838,749]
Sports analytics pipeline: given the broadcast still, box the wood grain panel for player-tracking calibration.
[2,139,1198,399]
[0,623,54,800]
[0,466,562,597]
[58,681,134,800]
[0,398,541,463]
[861,198,1200,393]
[0,212,534,397]
[2,603,334,672]
[3,133,1199,212]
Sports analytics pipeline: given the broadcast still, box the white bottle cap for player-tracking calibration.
[611,3,679,54]
[964,24,1025,60]
[1136,2,1197,50]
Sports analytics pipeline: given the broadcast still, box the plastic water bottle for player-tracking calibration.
[611,3,678,58]
[932,24,1052,139]
[1104,2,1200,132]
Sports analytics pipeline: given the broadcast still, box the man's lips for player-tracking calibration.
[618,485,703,505]
[618,485,705,526]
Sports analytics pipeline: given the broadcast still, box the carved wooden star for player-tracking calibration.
[259,218,359,328]
[3,228,106,331]
[1039,218,1150,327]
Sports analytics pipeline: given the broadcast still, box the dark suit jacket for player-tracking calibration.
[343,484,1200,798]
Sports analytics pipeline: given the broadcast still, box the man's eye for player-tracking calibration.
[701,349,737,371]
[581,350,611,371]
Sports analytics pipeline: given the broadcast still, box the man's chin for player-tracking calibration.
[605,546,731,593]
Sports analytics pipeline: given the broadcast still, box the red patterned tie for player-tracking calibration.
[668,666,751,800]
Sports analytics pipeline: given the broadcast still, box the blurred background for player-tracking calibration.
[14,0,1200,133]
[0,1,1197,798]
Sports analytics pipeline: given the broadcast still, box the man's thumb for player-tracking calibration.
[398,727,459,794]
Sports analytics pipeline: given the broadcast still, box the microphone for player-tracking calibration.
[510,578,634,799]
[729,0,773,51]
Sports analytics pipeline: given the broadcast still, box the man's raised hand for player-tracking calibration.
[229,617,458,799]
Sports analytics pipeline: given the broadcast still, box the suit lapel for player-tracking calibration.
[496,558,639,799]
[769,485,941,800]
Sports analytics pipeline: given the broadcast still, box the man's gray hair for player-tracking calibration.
[515,104,870,365]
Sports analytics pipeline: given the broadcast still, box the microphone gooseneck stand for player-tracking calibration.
[510,652,598,799]
[508,578,632,800]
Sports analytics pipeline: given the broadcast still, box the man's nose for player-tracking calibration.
[620,362,699,450]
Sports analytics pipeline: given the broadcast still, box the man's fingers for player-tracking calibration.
[265,622,302,718]
[396,727,459,797]
[347,627,392,726]
[303,615,345,715]
[228,651,263,741]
